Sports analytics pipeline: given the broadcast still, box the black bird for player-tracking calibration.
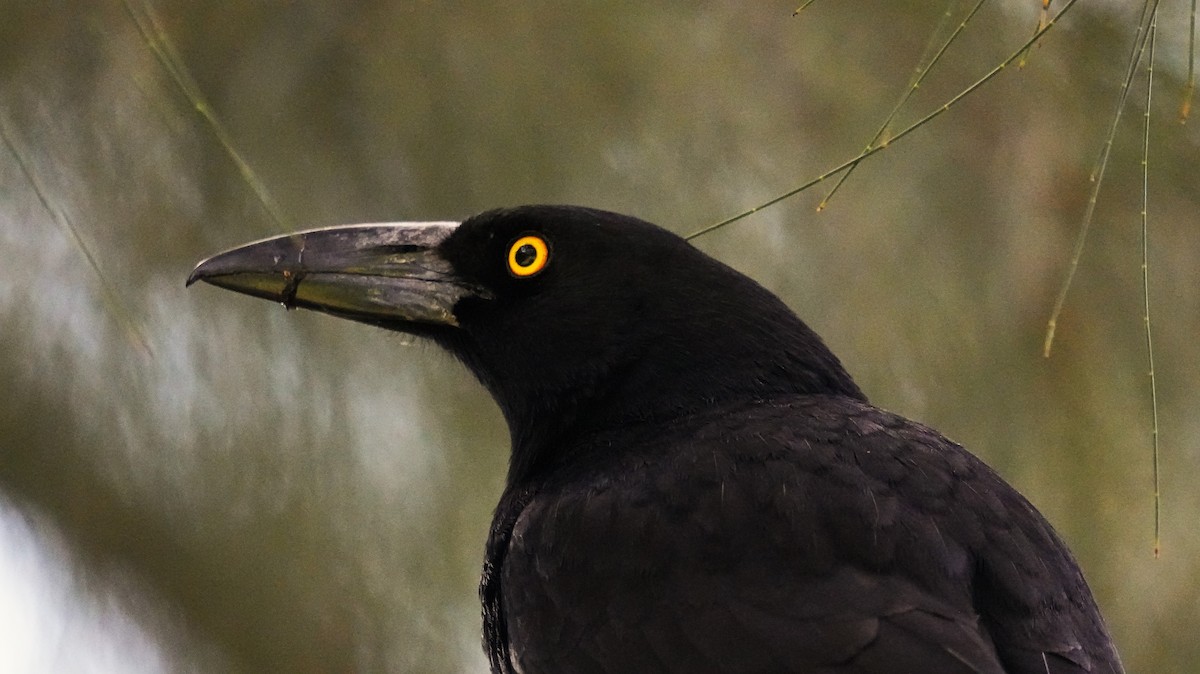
[189,205,1124,674]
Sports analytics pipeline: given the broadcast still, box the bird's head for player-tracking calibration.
[189,205,863,482]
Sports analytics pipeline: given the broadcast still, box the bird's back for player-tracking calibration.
[491,394,1123,674]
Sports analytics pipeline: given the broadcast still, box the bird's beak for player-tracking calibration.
[187,222,481,327]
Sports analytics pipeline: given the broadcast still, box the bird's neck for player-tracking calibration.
[494,330,866,488]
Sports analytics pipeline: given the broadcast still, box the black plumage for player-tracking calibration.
[189,205,1123,674]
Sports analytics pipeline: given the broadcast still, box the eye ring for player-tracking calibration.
[507,235,550,278]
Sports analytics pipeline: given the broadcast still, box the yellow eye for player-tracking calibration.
[507,235,550,277]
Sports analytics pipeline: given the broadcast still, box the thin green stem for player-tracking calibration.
[1181,0,1196,122]
[0,119,152,357]
[122,0,290,234]
[817,0,987,212]
[792,0,820,15]
[1141,10,1161,558]
[1017,0,1053,68]
[687,0,1082,241]
[1043,0,1159,357]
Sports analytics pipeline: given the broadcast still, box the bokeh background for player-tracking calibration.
[1,1,1197,672]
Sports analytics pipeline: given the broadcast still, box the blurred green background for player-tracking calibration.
[1,1,1197,672]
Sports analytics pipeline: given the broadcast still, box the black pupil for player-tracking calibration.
[515,243,538,267]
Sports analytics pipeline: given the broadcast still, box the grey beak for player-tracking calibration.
[188,222,481,327]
